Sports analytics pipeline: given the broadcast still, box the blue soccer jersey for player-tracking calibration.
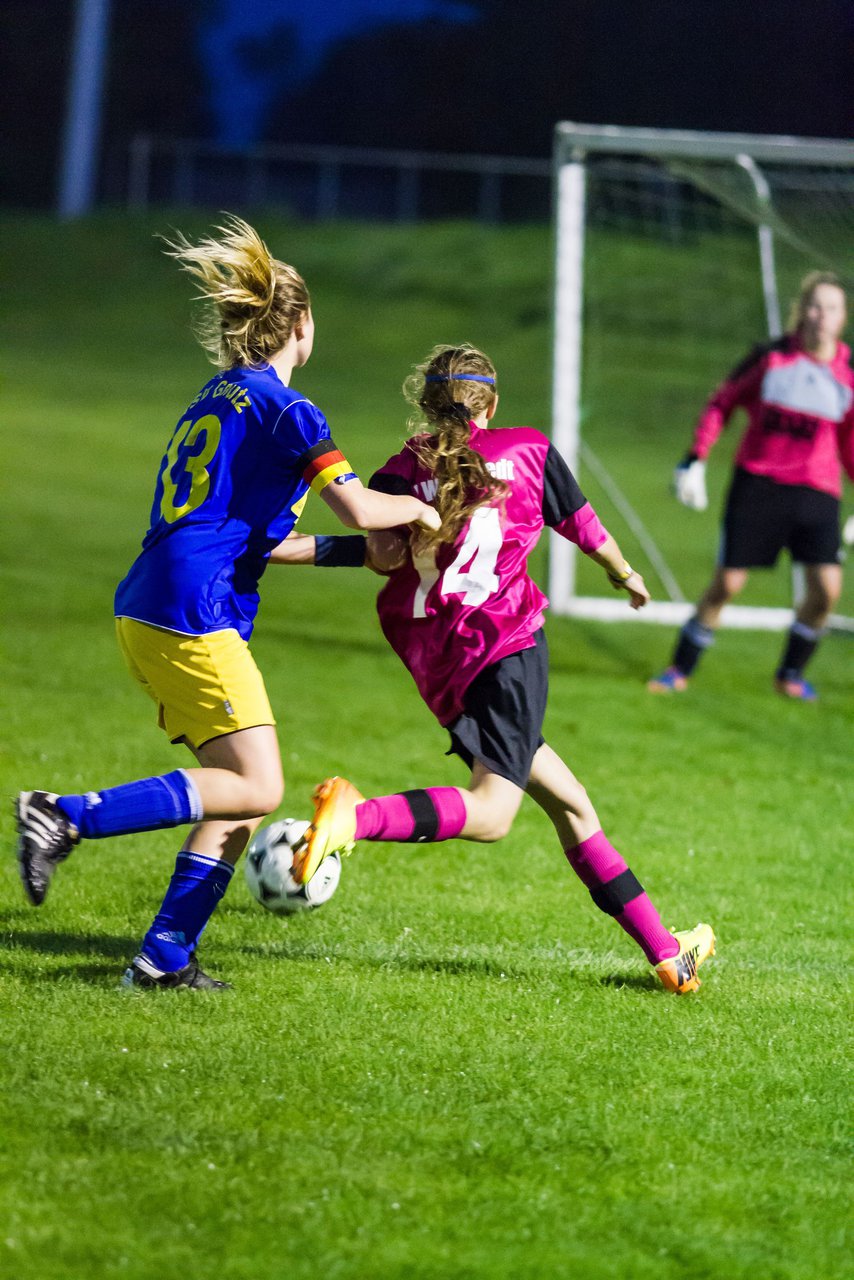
[115,364,355,638]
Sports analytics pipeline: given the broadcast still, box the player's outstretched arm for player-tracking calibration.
[268,528,407,575]
[322,476,440,534]
[587,534,651,610]
[268,532,323,564]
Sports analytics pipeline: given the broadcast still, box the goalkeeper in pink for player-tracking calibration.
[288,343,715,993]
[650,272,853,701]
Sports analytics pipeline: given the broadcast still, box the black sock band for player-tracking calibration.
[590,868,644,917]
[401,790,440,843]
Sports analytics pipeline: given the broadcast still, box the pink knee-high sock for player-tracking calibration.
[355,787,467,843]
[565,830,678,964]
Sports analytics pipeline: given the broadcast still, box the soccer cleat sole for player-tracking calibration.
[292,776,361,886]
[15,791,79,906]
[120,956,232,992]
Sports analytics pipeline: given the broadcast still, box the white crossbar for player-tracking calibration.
[560,597,854,633]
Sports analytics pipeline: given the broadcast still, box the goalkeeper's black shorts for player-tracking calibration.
[719,468,841,568]
[447,629,548,790]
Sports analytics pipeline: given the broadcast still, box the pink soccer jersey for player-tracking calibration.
[692,335,854,497]
[370,424,608,727]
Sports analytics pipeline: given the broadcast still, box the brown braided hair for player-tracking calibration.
[404,343,507,546]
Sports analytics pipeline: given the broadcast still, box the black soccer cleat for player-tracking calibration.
[120,954,232,992]
[15,790,80,906]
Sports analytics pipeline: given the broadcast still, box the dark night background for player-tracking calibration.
[2,0,852,210]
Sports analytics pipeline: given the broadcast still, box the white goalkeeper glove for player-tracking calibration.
[843,514,854,547]
[673,456,708,511]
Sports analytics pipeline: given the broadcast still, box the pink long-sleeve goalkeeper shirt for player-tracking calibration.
[691,334,854,498]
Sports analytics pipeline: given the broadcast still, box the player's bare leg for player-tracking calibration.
[524,743,600,846]
[456,762,524,842]
[695,565,750,628]
[180,817,264,864]
[175,726,283,864]
[182,725,284,829]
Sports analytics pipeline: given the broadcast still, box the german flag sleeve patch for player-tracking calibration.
[299,439,357,494]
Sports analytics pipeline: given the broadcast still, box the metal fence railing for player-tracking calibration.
[125,136,552,223]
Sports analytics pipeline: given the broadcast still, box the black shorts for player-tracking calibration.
[720,468,841,569]
[447,630,548,790]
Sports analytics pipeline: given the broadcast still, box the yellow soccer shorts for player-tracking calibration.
[115,617,276,750]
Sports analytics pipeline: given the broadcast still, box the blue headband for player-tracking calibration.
[424,374,496,384]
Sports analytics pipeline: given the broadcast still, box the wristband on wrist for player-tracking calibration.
[607,560,633,584]
[313,534,367,568]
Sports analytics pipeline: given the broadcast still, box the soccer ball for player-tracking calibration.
[244,819,342,914]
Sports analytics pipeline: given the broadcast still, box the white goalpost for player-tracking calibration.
[549,123,854,633]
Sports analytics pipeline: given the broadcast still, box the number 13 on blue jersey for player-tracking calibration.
[158,414,222,524]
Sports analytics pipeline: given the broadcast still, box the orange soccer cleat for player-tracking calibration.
[655,923,716,994]
[291,776,364,885]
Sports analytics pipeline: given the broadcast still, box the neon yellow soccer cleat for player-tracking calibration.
[291,776,364,885]
[655,923,716,994]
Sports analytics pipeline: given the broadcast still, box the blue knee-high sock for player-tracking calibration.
[139,852,235,974]
[56,769,203,839]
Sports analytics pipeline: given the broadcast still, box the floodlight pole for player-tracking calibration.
[58,0,111,219]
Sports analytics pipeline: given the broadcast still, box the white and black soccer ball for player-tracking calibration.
[245,818,341,914]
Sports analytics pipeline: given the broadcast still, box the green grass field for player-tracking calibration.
[1,213,852,1280]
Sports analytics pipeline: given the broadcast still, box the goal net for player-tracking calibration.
[550,124,854,633]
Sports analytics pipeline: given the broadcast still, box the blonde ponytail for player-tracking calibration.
[405,343,505,546]
[162,213,310,368]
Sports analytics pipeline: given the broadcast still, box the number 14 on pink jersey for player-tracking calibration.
[412,507,503,617]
